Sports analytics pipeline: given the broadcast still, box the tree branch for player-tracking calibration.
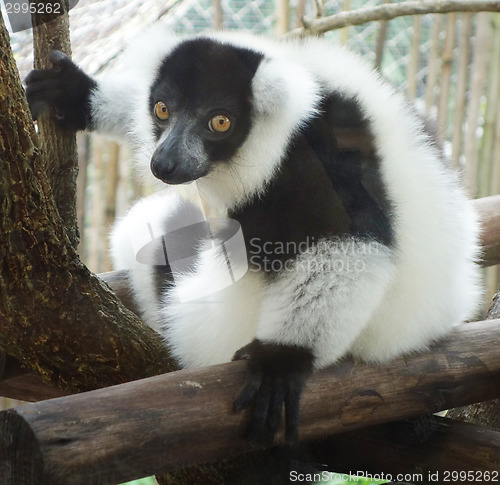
[1,319,499,484]
[287,0,500,37]
[0,9,176,395]
[32,1,80,248]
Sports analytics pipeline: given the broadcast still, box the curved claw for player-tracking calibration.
[233,339,313,444]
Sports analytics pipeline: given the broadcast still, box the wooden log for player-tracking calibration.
[475,195,500,266]
[1,319,500,485]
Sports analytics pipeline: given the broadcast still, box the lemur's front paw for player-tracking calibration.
[233,339,313,444]
[24,50,97,131]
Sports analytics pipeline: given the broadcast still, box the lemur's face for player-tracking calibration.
[149,39,263,185]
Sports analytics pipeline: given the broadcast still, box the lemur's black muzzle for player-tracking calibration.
[151,133,208,185]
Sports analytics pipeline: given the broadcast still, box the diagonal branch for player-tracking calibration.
[287,0,500,37]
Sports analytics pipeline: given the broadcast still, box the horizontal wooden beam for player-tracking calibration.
[1,319,500,484]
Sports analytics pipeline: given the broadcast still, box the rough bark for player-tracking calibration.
[0,9,174,394]
[31,0,79,247]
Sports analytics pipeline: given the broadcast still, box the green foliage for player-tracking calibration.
[310,472,388,485]
[322,475,387,485]
[119,477,157,485]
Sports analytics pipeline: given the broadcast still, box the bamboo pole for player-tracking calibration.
[87,137,105,272]
[491,77,500,198]
[437,13,456,132]
[464,13,492,193]
[339,0,352,45]
[115,146,133,220]
[212,0,223,30]
[478,14,500,198]
[375,0,392,70]
[424,14,443,114]
[481,16,500,304]
[102,142,120,272]
[275,0,290,36]
[76,133,90,259]
[407,10,422,99]
[451,13,473,166]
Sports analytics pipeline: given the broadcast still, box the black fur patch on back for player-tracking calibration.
[230,91,394,269]
[306,93,394,246]
[149,38,263,160]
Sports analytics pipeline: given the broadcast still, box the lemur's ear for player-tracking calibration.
[251,58,320,117]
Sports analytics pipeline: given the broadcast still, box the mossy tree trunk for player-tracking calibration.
[0,8,175,394]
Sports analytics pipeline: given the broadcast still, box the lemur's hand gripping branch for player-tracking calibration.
[25,50,96,131]
[233,339,314,444]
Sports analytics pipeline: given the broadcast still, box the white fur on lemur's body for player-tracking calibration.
[25,26,482,441]
[106,28,481,367]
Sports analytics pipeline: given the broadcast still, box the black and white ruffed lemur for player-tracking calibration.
[25,26,482,443]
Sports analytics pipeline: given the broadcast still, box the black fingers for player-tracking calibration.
[24,50,97,131]
[284,377,304,443]
[233,339,313,444]
[233,369,262,412]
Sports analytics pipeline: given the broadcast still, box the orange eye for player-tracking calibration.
[209,115,231,133]
[154,101,169,121]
